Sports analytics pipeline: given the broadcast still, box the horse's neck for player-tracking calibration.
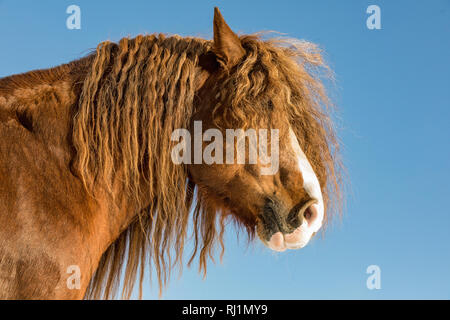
[0,59,141,298]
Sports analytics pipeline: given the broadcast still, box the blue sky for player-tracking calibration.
[1,0,449,299]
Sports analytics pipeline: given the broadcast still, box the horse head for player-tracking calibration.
[186,8,340,252]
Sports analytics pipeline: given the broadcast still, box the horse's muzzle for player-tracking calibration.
[257,198,321,252]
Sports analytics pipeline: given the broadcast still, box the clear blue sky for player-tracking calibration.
[1,0,449,299]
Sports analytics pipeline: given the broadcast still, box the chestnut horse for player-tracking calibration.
[0,8,342,299]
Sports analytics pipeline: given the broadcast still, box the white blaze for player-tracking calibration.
[288,128,324,233]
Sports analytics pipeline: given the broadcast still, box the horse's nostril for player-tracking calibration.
[302,202,319,225]
[262,198,320,234]
[304,206,312,220]
[287,199,319,229]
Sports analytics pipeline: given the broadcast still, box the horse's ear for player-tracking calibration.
[211,7,245,68]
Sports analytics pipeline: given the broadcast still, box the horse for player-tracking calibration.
[0,7,342,299]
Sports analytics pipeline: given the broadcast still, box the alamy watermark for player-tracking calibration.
[366,5,381,30]
[66,5,81,30]
[366,264,381,290]
[67,265,81,290]
[171,121,279,175]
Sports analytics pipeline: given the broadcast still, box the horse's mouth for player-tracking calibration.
[256,201,321,252]
[258,227,316,252]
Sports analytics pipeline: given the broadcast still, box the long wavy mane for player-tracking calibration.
[72,33,342,299]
